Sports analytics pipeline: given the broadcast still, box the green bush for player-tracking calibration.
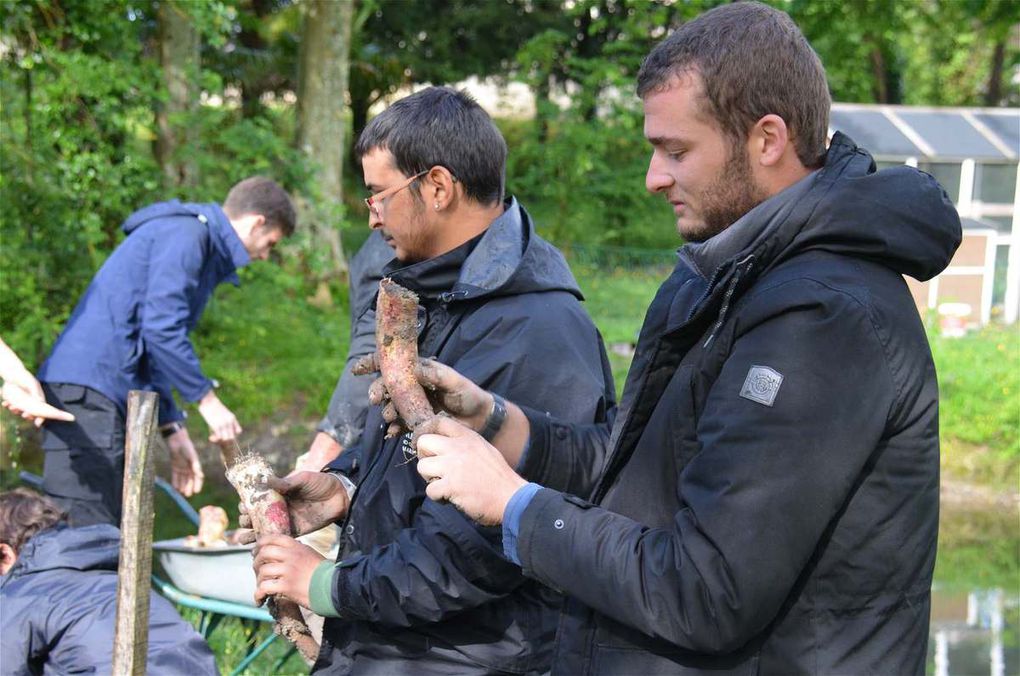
[501,114,676,250]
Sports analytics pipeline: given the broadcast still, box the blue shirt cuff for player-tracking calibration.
[502,482,542,565]
[513,438,531,473]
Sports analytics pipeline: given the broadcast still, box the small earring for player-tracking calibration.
[434,202,440,210]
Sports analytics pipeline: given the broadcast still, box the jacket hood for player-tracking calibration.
[685,132,962,284]
[449,197,583,301]
[122,199,250,280]
[2,524,120,583]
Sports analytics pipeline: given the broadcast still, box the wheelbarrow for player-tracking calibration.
[19,471,299,675]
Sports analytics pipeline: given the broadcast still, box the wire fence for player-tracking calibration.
[563,242,678,279]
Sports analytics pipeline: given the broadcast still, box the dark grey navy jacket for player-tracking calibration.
[316,198,615,675]
[317,231,393,449]
[0,524,218,675]
[515,134,961,675]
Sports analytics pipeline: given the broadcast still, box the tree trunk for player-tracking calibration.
[869,45,888,103]
[984,39,1006,106]
[535,75,551,144]
[239,0,274,118]
[296,0,354,275]
[155,0,200,190]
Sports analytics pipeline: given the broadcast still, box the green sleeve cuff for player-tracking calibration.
[308,559,340,617]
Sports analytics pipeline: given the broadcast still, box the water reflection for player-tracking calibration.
[930,588,1018,675]
[928,503,1020,676]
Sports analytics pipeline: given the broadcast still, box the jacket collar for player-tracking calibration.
[383,197,582,304]
[203,203,251,287]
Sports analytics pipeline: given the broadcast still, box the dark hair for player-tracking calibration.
[637,1,830,168]
[223,176,297,236]
[354,87,507,206]
[0,488,66,554]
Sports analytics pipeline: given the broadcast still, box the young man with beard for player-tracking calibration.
[392,4,961,674]
[249,86,615,674]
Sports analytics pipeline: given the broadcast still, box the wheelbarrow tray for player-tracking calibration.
[153,535,258,607]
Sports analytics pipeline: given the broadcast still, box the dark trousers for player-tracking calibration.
[40,383,125,527]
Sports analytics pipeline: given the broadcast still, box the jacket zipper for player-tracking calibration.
[703,254,755,348]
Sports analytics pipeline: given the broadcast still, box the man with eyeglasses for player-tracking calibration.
[249,86,615,674]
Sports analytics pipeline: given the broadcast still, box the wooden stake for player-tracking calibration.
[113,390,159,676]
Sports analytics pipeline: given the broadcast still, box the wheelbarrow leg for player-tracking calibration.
[272,645,300,672]
[230,630,279,676]
[199,611,225,638]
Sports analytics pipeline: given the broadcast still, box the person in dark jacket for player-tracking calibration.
[36,176,296,526]
[248,86,615,674]
[397,4,962,675]
[0,488,218,675]
[296,231,391,472]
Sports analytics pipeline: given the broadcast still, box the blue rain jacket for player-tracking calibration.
[38,200,250,424]
[0,523,218,675]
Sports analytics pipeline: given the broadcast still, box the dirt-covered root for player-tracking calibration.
[225,452,319,662]
[376,278,436,435]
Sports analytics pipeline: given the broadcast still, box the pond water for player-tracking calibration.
[927,506,1019,675]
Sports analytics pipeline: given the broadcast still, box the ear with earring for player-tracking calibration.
[434,202,440,210]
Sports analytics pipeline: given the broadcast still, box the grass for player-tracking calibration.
[929,322,1020,487]
[572,263,1020,484]
[190,261,349,423]
[177,607,308,675]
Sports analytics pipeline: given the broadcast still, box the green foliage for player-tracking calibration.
[931,324,1019,460]
[190,260,347,425]
[503,113,677,249]
[935,507,1019,590]
[184,106,312,203]
[781,0,1020,106]
[1,0,163,363]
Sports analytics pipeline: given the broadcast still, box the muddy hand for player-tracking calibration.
[415,416,526,526]
[354,354,493,435]
[236,471,349,544]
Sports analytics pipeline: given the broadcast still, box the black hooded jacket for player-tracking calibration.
[316,198,616,674]
[513,134,961,675]
[0,524,218,675]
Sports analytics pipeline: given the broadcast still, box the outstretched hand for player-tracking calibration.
[415,416,527,526]
[198,390,242,444]
[165,428,204,497]
[1,381,75,427]
[236,471,350,544]
[352,354,493,438]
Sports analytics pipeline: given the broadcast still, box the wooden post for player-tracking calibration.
[112,390,159,676]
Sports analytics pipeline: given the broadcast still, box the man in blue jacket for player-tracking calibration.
[37,176,295,526]
[296,231,391,473]
[0,488,219,675]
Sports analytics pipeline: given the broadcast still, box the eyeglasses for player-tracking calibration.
[364,170,429,215]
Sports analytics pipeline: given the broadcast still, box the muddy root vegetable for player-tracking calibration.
[225,452,319,662]
[376,278,437,436]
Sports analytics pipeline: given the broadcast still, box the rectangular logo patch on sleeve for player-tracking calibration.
[740,365,783,407]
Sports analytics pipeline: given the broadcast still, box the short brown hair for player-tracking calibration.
[637,1,830,168]
[0,488,66,554]
[223,176,297,236]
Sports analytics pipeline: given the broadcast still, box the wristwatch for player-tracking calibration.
[324,469,357,500]
[160,420,186,439]
[479,393,507,442]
